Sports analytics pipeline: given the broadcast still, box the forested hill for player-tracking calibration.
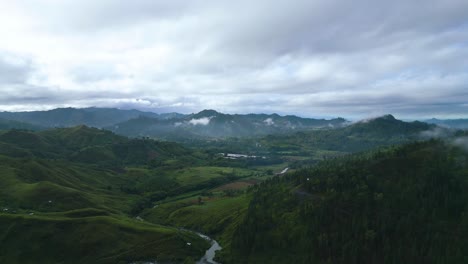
[0,125,196,167]
[229,139,468,263]
[0,126,211,263]
[259,114,436,154]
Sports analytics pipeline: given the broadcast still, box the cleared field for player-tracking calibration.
[212,180,258,191]
[169,166,253,185]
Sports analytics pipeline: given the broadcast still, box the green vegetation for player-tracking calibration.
[0,127,217,263]
[0,118,44,131]
[142,193,251,263]
[0,113,465,263]
[0,125,278,263]
[258,115,433,157]
[0,155,136,213]
[0,213,208,264]
[229,140,468,263]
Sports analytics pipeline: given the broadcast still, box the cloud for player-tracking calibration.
[452,137,468,152]
[420,127,453,139]
[188,117,212,125]
[264,118,274,126]
[0,1,467,118]
[0,54,34,84]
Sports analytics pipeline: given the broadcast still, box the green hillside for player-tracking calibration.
[229,139,468,263]
[0,213,208,264]
[0,118,464,263]
[0,127,217,263]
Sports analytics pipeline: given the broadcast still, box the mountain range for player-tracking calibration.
[108,109,348,140]
[0,107,181,128]
[2,107,466,142]
[0,107,348,139]
[258,114,435,155]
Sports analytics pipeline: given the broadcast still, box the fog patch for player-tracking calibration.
[420,127,452,139]
[264,118,274,126]
[189,117,212,125]
[452,137,468,152]
[353,115,395,124]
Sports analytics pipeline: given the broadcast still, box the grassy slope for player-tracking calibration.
[0,155,135,213]
[0,127,221,263]
[142,193,251,262]
[0,154,212,263]
[0,213,209,264]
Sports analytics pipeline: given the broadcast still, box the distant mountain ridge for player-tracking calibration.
[257,114,436,155]
[425,118,468,129]
[0,118,46,131]
[0,107,181,128]
[0,108,346,139]
[108,109,348,139]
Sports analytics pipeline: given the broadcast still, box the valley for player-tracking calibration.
[0,108,467,263]
[2,1,467,263]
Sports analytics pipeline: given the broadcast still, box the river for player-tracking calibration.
[128,230,221,264]
[196,233,222,264]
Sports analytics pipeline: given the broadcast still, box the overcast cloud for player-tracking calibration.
[0,0,467,119]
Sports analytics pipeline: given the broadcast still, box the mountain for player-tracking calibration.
[346,114,432,138]
[108,109,348,140]
[0,107,172,128]
[229,139,468,263]
[259,114,435,155]
[425,118,468,129]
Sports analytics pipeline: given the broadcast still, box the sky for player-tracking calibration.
[0,0,467,119]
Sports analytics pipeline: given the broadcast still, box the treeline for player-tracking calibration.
[229,140,468,263]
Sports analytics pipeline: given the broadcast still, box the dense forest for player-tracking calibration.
[229,140,468,263]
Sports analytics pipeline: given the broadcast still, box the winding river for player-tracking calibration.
[196,233,222,264]
[128,228,221,264]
